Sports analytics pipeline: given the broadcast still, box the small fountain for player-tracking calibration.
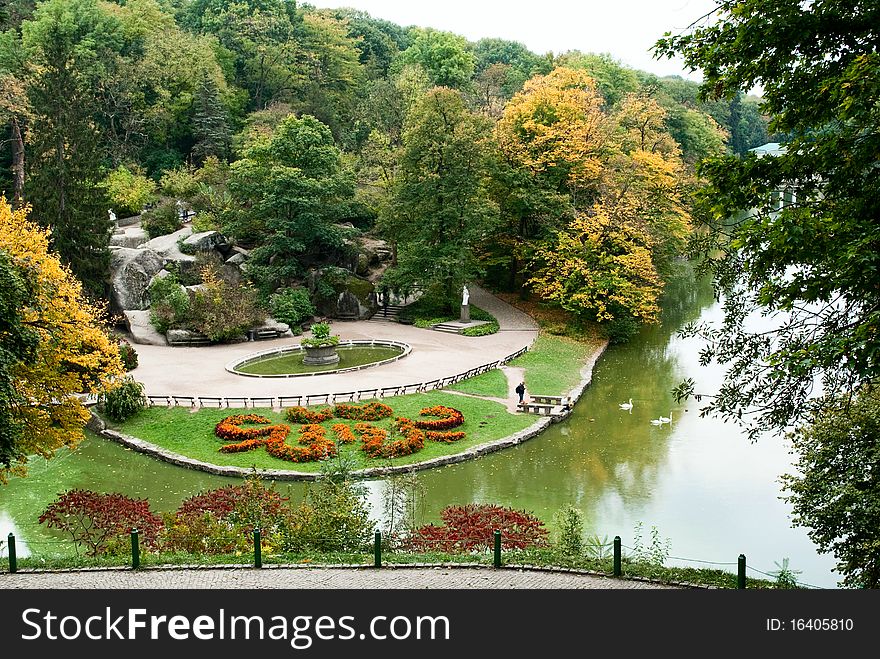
[301,322,340,366]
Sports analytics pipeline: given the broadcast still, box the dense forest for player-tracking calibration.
[0,0,770,342]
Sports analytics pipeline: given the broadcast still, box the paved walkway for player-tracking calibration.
[0,565,680,589]
[132,284,538,399]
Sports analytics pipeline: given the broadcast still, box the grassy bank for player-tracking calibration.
[447,369,509,398]
[110,391,536,473]
[509,334,601,396]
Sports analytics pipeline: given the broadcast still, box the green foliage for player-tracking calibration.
[99,376,147,422]
[629,522,671,566]
[226,114,355,297]
[461,322,500,337]
[781,389,880,588]
[117,339,138,371]
[656,0,880,439]
[191,70,231,162]
[188,266,265,342]
[148,273,190,334]
[269,288,316,327]
[382,88,498,309]
[300,321,339,348]
[287,478,374,552]
[395,29,475,89]
[769,558,802,590]
[553,505,584,557]
[141,201,183,239]
[100,165,158,217]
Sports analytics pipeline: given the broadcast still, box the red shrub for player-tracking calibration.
[39,490,164,556]
[406,504,549,553]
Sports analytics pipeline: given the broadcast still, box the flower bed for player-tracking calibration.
[413,405,465,430]
[213,404,468,463]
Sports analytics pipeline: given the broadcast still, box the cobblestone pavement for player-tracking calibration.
[0,565,681,589]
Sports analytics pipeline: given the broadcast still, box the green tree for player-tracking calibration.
[656,0,880,438]
[227,113,354,297]
[781,389,880,588]
[191,70,231,162]
[395,29,475,90]
[382,87,499,309]
[20,0,121,295]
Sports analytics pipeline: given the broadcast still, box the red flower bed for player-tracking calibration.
[406,504,549,553]
[285,406,334,424]
[332,423,357,444]
[333,402,393,421]
[412,405,465,430]
[425,430,467,443]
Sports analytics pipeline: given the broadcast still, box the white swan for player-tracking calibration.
[659,412,672,425]
[650,418,663,426]
[619,398,633,411]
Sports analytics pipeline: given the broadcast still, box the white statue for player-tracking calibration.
[108,209,116,223]
[462,285,469,306]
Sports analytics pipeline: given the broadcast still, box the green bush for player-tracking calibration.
[605,316,640,345]
[117,339,138,371]
[301,322,339,347]
[461,321,499,337]
[101,165,158,217]
[284,479,374,552]
[141,201,182,238]
[553,505,584,557]
[99,376,147,422]
[188,266,265,342]
[270,288,316,327]
[148,274,191,333]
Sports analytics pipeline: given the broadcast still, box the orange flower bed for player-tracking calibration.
[357,418,425,458]
[425,430,467,443]
[332,424,357,444]
[333,402,393,421]
[285,406,334,424]
[216,415,335,462]
[412,405,465,430]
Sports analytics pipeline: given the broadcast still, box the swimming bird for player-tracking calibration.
[650,418,663,426]
[659,412,672,425]
[619,398,633,411]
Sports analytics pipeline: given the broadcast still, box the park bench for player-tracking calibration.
[530,395,568,406]
[517,401,558,416]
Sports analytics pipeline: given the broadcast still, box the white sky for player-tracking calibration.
[306,0,719,81]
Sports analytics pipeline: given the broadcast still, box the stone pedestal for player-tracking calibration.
[303,345,340,366]
[460,304,470,323]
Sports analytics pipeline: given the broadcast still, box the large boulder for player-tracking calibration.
[182,230,227,253]
[109,247,164,311]
[109,226,149,249]
[313,270,376,320]
[123,310,168,346]
[138,227,196,265]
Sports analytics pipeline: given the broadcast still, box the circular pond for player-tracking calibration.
[226,340,410,378]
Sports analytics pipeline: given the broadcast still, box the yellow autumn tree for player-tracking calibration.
[529,202,663,337]
[0,198,123,482]
[495,67,609,204]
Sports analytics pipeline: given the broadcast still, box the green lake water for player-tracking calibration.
[0,274,839,586]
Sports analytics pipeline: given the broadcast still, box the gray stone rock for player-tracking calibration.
[185,284,208,296]
[138,227,195,264]
[225,252,248,266]
[109,226,150,249]
[167,329,211,345]
[123,310,168,346]
[109,247,165,311]
[182,230,227,252]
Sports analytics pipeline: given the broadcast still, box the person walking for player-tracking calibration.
[515,382,526,404]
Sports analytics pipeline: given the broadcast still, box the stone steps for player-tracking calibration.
[432,323,463,334]
[370,305,404,322]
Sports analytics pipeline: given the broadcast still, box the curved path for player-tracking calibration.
[132,284,538,399]
[0,565,680,589]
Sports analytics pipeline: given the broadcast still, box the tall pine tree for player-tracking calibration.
[191,70,231,163]
[20,0,120,295]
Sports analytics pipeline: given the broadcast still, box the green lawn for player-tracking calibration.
[111,392,536,473]
[447,369,509,398]
[510,333,601,396]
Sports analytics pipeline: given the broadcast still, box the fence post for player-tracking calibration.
[130,529,140,569]
[493,530,501,568]
[613,536,622,577]
[7,533,16,573]
[738,554,747,589]
[254,529,262,568]
[374,530,382,568]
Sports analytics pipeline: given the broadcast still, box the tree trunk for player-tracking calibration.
[10,116,24,208]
